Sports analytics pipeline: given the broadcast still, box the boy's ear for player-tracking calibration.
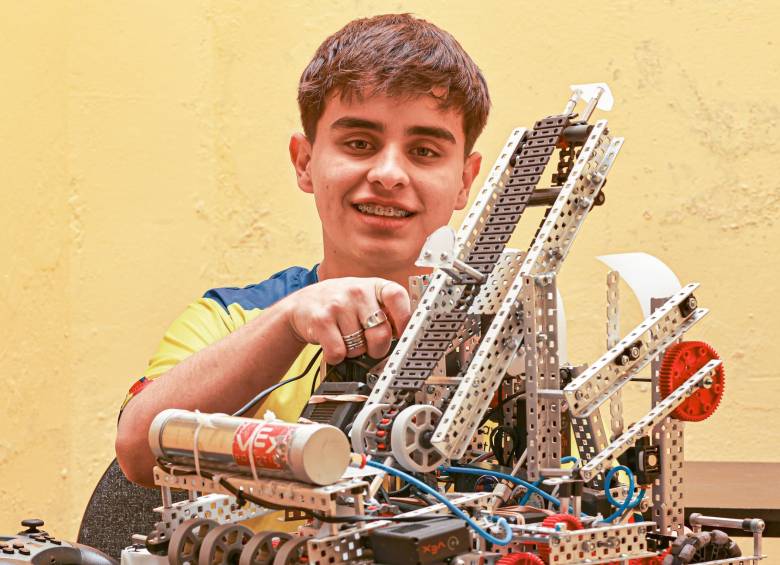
[289,133,314,194]
[455,151,482,210]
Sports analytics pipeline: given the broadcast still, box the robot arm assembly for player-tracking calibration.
[118,84,765,565]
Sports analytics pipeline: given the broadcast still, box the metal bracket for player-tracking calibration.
[564,283,706,417]
[579,360,721,481]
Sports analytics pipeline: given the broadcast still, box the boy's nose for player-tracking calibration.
[366,146,410,190]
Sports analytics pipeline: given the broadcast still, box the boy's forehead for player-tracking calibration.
[317,90,466,142]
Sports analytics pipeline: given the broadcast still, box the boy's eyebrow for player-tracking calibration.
[331,117,384,132]
[330,118,456,144]
[405,125,456,144]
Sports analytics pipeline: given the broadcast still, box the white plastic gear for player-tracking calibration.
[349,403,389,453]
[390,405,445,472]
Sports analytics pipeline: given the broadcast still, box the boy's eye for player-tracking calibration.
[345,139,373,151]
[411,146,440,158]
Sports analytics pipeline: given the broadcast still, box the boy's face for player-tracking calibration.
[290,92,481,275]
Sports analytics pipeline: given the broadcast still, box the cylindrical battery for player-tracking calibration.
[149,409,350,486]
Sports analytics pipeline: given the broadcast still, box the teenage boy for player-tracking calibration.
[116,13,490,487]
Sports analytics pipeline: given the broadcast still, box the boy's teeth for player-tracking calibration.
[356,203,411,217]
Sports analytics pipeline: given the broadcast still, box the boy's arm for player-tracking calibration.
[115,277,409,487]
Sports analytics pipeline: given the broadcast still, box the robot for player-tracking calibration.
[115,84,766,565]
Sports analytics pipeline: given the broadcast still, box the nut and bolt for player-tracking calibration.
[701,376,714,389]
[578,196,594,209]
[687,296,698,310]
[597,537,619,548]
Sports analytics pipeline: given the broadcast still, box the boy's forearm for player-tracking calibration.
[115,299,305,486]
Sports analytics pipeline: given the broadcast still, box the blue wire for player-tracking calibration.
[518,479,541,505]
[366,460,513,546]
[602,465,645,523]
[520,457,578,506]
[441,466,562,508]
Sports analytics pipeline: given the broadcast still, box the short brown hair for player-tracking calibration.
[298,14,490,154]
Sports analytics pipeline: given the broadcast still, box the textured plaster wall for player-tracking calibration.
[1,0,778,539]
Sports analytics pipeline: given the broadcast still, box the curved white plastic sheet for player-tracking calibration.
[596,252,682,318]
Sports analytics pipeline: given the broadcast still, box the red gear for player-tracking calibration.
[659,341,724,422]
[538,514,584,563]
[496,552,545,565]
[630,547,672,564]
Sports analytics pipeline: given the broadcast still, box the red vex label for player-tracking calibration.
[232,422,292,472]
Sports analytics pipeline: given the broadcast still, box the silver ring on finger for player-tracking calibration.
[362,309,388,330]
[342,329,367,352]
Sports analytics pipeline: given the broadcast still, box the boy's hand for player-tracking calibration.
[286,278,410,365]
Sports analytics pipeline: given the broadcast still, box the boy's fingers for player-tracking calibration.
[361,309,393,359]
[375,280,411,336]
[314,319,348,365]
[336,310,367,359]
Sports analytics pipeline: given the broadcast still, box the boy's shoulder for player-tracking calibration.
[203,265,318,312]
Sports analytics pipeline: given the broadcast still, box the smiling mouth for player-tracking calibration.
[354,203,413,218]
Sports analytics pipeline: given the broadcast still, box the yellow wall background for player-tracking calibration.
[1,0,779,540]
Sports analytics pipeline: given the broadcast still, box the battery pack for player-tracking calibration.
[368,518,470,565]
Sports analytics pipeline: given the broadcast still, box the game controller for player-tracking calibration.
[0,519,117,565]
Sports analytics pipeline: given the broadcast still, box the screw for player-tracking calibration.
[687,296,698,310]
[589,172,604,185]
[575,390,584,400]
[618,353,630,366]
[701,376,713,389]
[440,252,449,261]
[629,345,641,359]
[426,385,436,394]
[578,196,594,209]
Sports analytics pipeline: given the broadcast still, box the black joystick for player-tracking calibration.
[18,520,45,535]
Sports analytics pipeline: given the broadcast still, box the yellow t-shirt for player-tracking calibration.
[120,265,322,532]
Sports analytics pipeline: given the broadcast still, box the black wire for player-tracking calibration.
[478,391,525,428]
[490,426,519,467]
[233,348,323,417]
[387,483,412,497]
[309,362,320,396]
[155,458,438,523]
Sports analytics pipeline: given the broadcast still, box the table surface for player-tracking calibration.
[685,461,780,509]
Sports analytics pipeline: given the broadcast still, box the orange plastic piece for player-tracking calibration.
[496,552,545,565]
[659,341,724,422]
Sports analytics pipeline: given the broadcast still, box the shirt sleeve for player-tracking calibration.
[119,297,238,413]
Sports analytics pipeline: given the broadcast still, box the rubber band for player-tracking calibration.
[191,410,221,479]
[192,410,205,478]
[247,421,265,483]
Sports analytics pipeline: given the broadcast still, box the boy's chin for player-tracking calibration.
[354,240,421,272]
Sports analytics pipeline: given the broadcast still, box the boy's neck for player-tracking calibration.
[316,256,431,290]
